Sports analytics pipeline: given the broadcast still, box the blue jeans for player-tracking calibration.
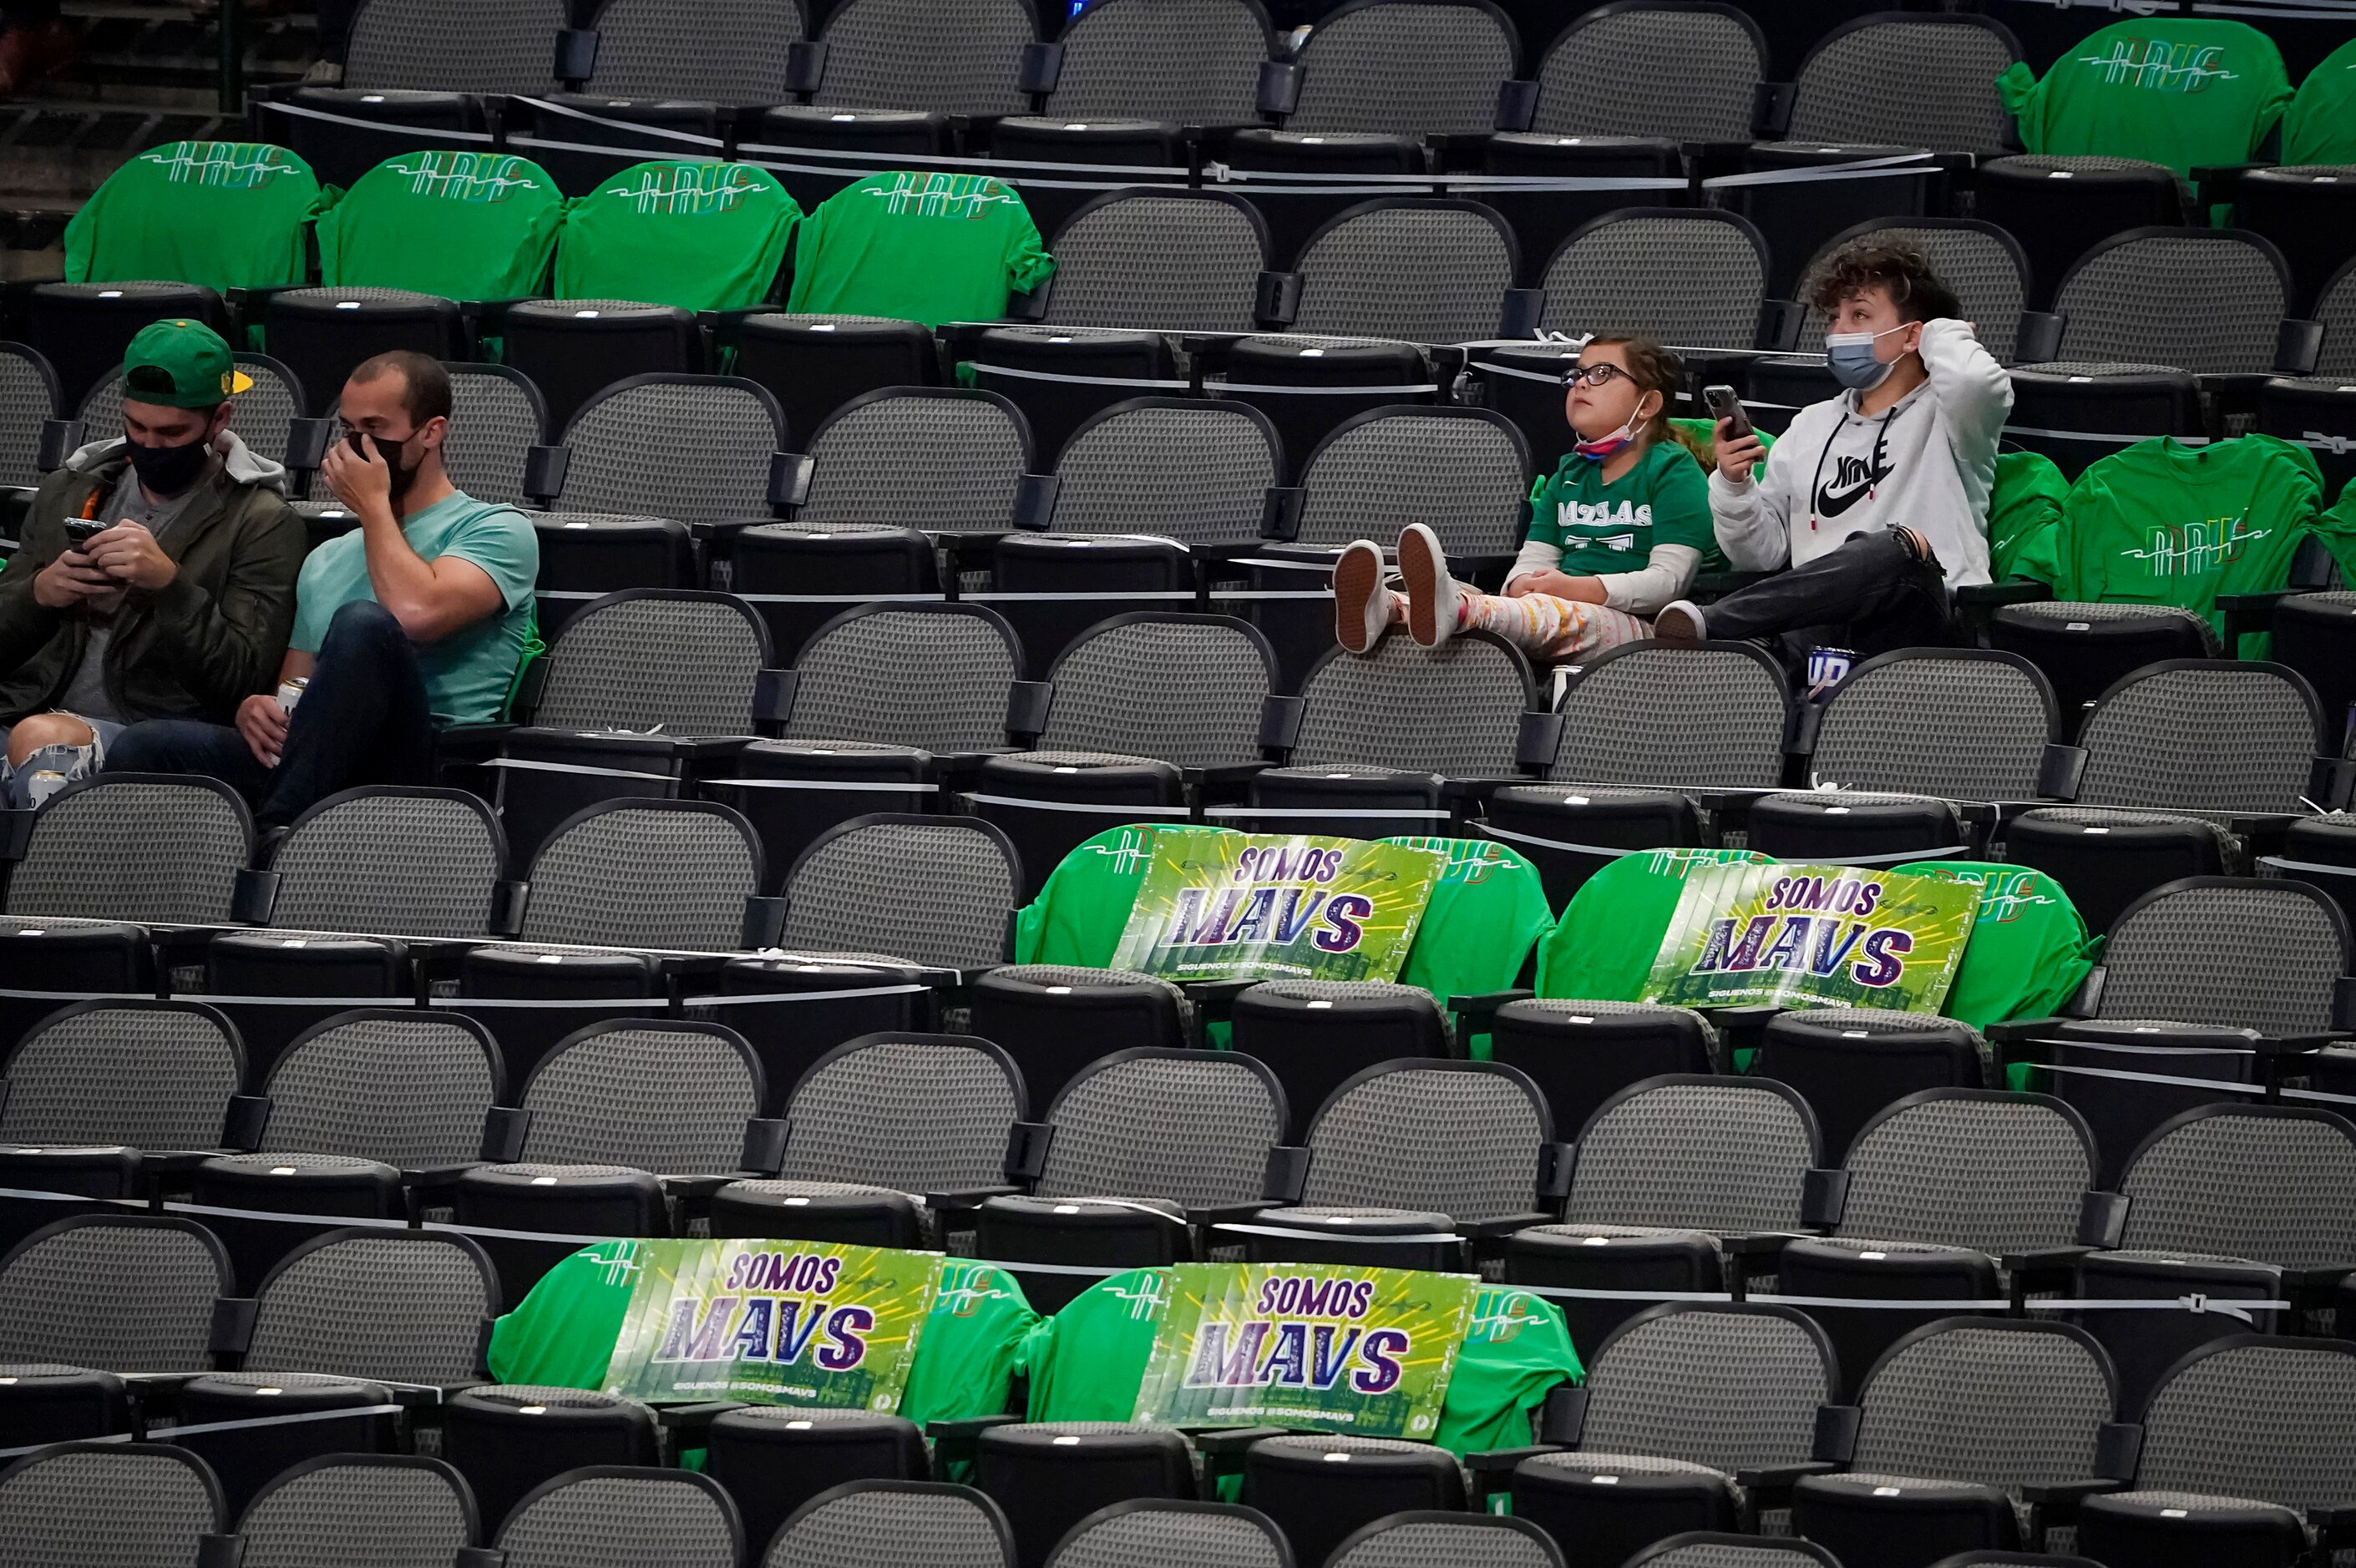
[108,600,435,828]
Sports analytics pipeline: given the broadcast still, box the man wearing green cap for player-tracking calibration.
[0,318,302,807]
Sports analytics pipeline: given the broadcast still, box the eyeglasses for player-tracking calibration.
[1564,363,1635,388]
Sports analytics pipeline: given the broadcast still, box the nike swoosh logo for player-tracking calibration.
[1813,477,1881,518]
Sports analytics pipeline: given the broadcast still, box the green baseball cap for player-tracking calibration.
[121,318,252,409]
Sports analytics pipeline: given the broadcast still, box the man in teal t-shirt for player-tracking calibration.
[109,351,538,826]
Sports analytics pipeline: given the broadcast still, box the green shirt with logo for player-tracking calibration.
[2284,37,2356,164]
[318,150,565,299]
[1893,860,2096,1030]
[785,172,1054,327]
[1525,439,1720,573]
[66,141,324,291]
[556,160,801,311]
[1997,18,2293,178]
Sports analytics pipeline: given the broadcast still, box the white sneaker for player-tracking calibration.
[1397,523,1459,648]
[1331,540,1391,655]
[1652,600,1705,646]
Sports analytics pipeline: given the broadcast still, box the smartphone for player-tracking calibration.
[63,518,107,550]
[1704,384,1752,443]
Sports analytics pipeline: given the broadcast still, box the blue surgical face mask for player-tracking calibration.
[1824,322,1911,391]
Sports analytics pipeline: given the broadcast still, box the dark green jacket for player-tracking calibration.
[0,432,305,726]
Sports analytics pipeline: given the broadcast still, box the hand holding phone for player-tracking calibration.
[1704,384,1751,442]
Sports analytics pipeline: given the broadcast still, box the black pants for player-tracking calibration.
[1704,526,1952,672]
[108,600,435,828]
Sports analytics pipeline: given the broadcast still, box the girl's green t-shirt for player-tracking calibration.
[1524,439,1720,573]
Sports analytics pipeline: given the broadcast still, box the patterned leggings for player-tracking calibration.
[1393,589,1653,660]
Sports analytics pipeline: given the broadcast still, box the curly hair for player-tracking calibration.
[1808,236,1961,324]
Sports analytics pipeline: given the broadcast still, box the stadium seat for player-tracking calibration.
[0,1213,228,1371]
[1781,1090,2097,1397]
[967,968,1192,1115]
[500,301,701,436]
[768,814,1020,980]
[190,1009,503,1272]
[2318,258,2356,376]
[706,1409,929,1558]
[1506,1303,1836,1561]
[1221,128,1422,274]
[1047,1500,1288,1568]
[709,605,1023,876]
[1213,335,1436,490]
[1238,1436,1460,1568]
[1489,1000,1721,1140]
[1987,603,2220,724]
[540,373,791,524]
[1997,362,2205,482]
[975,1422,1194,1568]
[0,1364,124,1450]
[1248,1058,1560,1272]
[261,289,464,420]
[1784,13,2019,154]
[486,1464,741,1567]
[443,363,547,506]
[2231,165,2356,319]
[1755,1014,1994,1162]
[190,1227,494,1505]
[0,1442,225,1568]
[205,787,509,1071]
[555,160,801,313]
[231,1454,478,1568]
[1328,1512,1563,1568]
[732,314,940,456]
[1731,141,1943,302]
[757,1480,1015,1568]
[1628,1540,1840,1568]
[786,387,1032,531]
[1975,156,2184,312]
[63,139,320,295]
[454,1019,768,1286]
[27,280,228,416]
[1246,630,1531,837]
[1537,208,1776,350]
[794,0,1034,116]
[2032,1019,2256,1190]
[2051,229,2308,377]
[1231,979,1448,1141]
[1015,394,1282,549]
[968,326,1176,477]
[1274,0,1517,137]
[1791,1319,2115,1565]
[1525,3,1764,142]
[529,511,697,638]
[980,1048,1288,1308]
[1285,199,1529,343]
[712,1030,1025,1248]
[575,0,803,102]
[2075,1102,2356,1414]
[1508,1076,1817,1357]
[717,522,943,669]
[441,1389,660,1535]
[973,614,1277,893]
[488,589,779,868]
[0,344,58,492]
[2075,1337,2356,1568]
[2263,802,2356,928]
[2257,376,2356,498]
[0,999,244,1205]
[1491,641,1791,906]
[1038,189,1272,334]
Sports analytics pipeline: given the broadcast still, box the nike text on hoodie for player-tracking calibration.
[1706,318,2013,589]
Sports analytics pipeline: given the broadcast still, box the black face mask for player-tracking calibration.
[358,432,423,504]
[124,432,212,496]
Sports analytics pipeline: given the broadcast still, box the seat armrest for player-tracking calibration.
[1006,679,1053,742]
[1757,299,1802,353]
[400,1162,482,1191]
[785,38,826,95]
[1499,287,1545,338]
[1018,39,1062,94]
[769,451,813,509]
[0,806,34,862]
[1985,1015,2070,1047]
[2281,1264,2356,1301]
[1263,1144,1310,1205]
[196,1535,242,1568]
[1514,710,1565,773]
[657,1173,738,1201]
[1801,1168,1848,1230]
[1003,284,1049,324]
[654,1400,740,1445]
[480,1105,530,1164]
[1493,78,1538,134]
[2277,321,2323,377]
[36,416,82,473]
[1012,472,1060,531]
[2002,1245,2097,1275]
[1194,1425,1291,1458]
[1722,1231,1800,1261]
[2076,1190,2129,1250]
[1256,58,1301,119]
[1812,1404,1861,1464]
[1258,484,1305,542]
[231,866,280,927]
[220,1094,271,1153]
[923,1185,1023,1211]
[209,1296,259,1359]
[1460,1211,1552,1240]
[453,1547,506,1568]
[1006,1120,1052,1184]
[1449,989,1532,1028]
[487,879,527,939]
[2034,742,2086,802]
[742,894,787,951]
[1467,1444,1566,1496]
[2308,1504,2356,1546]
[552,24,598,82]
[1750,79,1795,139]
[1953,578,2053,609]
[522,444,568,505]
[1734,1459,1842,1490]
[1254,273,1301,332]
[284,416,337,475]
[2016,310,2065,367]
[1184,1201,1274,1227]
[2020,1477,2131,1509]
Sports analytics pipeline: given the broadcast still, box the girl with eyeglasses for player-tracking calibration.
[1332,334,1715,660]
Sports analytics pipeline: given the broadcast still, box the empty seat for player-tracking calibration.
[798,0,1034,116]
[1041,189,1270,333]
[501,300,701,436]
[1787,13,2019,154]
[1289,200,1523,343]
[1327,1513,1563,1568]
[548,374,788,524]
[0,1442,225,1568]
[966,969,1191,1114]
[707,1409,929,1559]
[1240,1437,1459,1568]
[1512,1077,1818,1358]
[1791,1320,2115,1566]
[714,1031,1025,1249]
[1488,1000,1722,1139]
[1987,602,2219,722]
[733,314,939,453]
[975,1423,1193,1568]
[0,1214,228,1370]
[1782,1090,2097,1399]
[1232,979,1449,1141]
[1250,1059,1559,1272]
[773,814,1021,974]
[442,1389,659,1534]
[791,387,1032,530]
[1215,336,1436,498]
[1538,209,1772,347]
[27,280,228,415]
[757,1479,1015,1568]
[231,1454,477,1568]
[2053,230,2294,375]
[1528,3,1764,142]
[1036,0,1269,125]
[1279,0,1517,136]
[1047,1500,1288,1568]
[578,0,803,101]
[1510,1304,1836,1565]
[0,999,244,1201]
[1755,1010,1991,1162]
[0,343,58,490]
[485,1464,741,1568]
[1977,155,2183,310]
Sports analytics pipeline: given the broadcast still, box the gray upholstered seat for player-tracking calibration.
[1532,6,1761,141]
[491,1466,741,1568]
[798,389,1031,530]
[783,604,1021,754]
[1787,14,2018,154]
[580,0,803,100]
[517,802,761,950]
[1540,210,1770,347]
[1041,190,1269,333]
[1299,1060,1551,1222]
[344,0,563,91]
[5,776,251,923]
[0,1442,225,1568]
[244,1229,497,1383]
[1046,402,1280,549]
[234,1455,474,1568]
[258,789,506,938]
[778,817,1018,972]
[1291,202,1517,344]
[555,375,785,524]
[0,1216,229,1369]
[1284,0,1516,136]
[2055,231,2292,374]
[805,0,1033,116]
[760,1479,1014,1568]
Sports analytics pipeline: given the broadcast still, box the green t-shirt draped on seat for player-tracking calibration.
[2284,38,2356,164]
[1535,847,1772,1003]
[556,160,802,312]
[486,1243,1041,1429]
[1892,860,2096,1030]
[291,490,539,723]
[66,140,324,291]
[1021,1267,1581,1459]
[1996,18,2293,178]
[318,149,567,299]
[786,172,1054,327]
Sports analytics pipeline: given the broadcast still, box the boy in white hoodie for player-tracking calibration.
[1654,239,2013,680]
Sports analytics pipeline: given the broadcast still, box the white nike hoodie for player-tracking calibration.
[1708,318,2012,589]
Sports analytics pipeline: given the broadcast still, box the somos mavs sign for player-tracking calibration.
[1643,861,1982,1013]
[602,1241,942,1409]
[1133,1263,1476,1437]
[1111,833,1445,984]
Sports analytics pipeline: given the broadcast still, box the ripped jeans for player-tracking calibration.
[0,715,124,808]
